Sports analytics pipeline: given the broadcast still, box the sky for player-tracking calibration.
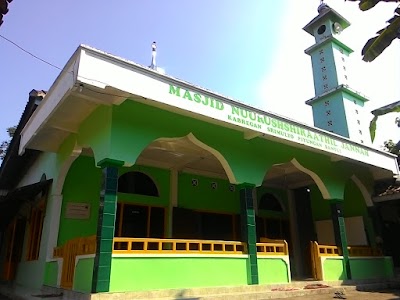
[0,0,399,150]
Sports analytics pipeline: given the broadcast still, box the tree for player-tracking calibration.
[346,0,400,62]
[370,100,400,141]
[0,126,16,160]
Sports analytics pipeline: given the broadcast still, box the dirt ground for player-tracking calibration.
[279,289,400,300]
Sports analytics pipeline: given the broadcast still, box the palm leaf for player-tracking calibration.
[370,101,400,141]
[362,15,400,61]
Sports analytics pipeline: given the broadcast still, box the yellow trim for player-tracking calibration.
[257,238,288,255]
[113,237,247,255]
[310,241,382,281]
[53,235,96,289]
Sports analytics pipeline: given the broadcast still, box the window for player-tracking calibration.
[172,208,240,241]
[114,203,165,238]
[256,216,290,241]
[259,193,283,212]
[26,203,45,261]
[118,171,159,196]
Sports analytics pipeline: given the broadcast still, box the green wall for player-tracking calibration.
[350,257,394,280]
[178,173,240,214]
[43,261,58,287]
[322,258,347,281]
[109,257,247,292]
[322,257,394,281]
[58,155,101,245]
[310,184,330,221]
[257,258,290,284]
[73,257,94,292]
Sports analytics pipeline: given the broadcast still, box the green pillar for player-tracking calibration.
[92,159,123,293]
[239,183,259,285]
[329,200,352,279]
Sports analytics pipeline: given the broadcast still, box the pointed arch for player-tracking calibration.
[184,133,237,183]
[350,175,373,207]
[290,158,331,199]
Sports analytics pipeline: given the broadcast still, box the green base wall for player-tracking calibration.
[322,257,394,281]
[257,257,290,284]
[44,261,59,287]
[109,257,248,292]
[322,258,347,281]
[350,257,394,280]
[73,257,94,293]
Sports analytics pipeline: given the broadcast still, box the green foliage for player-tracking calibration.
[346,0,400,62]
[369,101,400,141]
[0,125,17,160]
[383,139,400,155]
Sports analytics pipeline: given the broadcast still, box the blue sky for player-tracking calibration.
[0,1,399,148]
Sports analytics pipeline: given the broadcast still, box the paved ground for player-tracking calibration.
[279,289,400,300]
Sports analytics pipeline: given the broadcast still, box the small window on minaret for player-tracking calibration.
[344,75,348,80]
[324,100,330,106]
[357,120,361,125]
[343,66,346,71]
[359,130,363,135]
[328,121,333,126]
[355,110,359,114]
[319,49,324,55]
[320,57,325,63]
[318,25,326,35]
[323,84,328,90]
[340,48,344,54]
[326,110,331,116]
[341,57,345,62]
[321,67,327,72]
[322,75,328,80]
[361,140,364,144]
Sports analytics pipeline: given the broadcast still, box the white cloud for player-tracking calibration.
[257,0,400,148]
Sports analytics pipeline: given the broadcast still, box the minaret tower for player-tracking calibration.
[304,1,370,144]
[150,41,157,70]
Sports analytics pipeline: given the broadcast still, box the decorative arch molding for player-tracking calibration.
[350,175,373,207]
[186,133,237,184]
[290,158,331,199]
[148,133,237,184]
[54,146,82,195]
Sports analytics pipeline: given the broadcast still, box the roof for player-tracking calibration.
[0,179,52,228]
[303,5,351,35]
[379,185,400,197]
[15,44,399,179]
[0,89,45,189]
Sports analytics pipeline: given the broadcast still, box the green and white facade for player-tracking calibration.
[0,4,398,297]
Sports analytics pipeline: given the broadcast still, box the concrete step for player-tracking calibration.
[2,279,399,300]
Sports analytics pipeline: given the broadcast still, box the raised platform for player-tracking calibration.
[1,279,400,300]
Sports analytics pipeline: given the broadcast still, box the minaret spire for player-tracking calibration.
[150,41,157,70]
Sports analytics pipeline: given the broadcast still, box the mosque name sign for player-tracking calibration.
[168,84,369,159]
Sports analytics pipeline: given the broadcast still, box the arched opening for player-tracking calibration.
[115,134,239,242]
[118,171,159,196]
[260,160,328,280]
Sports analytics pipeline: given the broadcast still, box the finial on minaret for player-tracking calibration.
[318,0,330,14]
[150,41,157,70]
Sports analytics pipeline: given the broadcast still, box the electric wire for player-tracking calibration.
[0,33,139,99]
